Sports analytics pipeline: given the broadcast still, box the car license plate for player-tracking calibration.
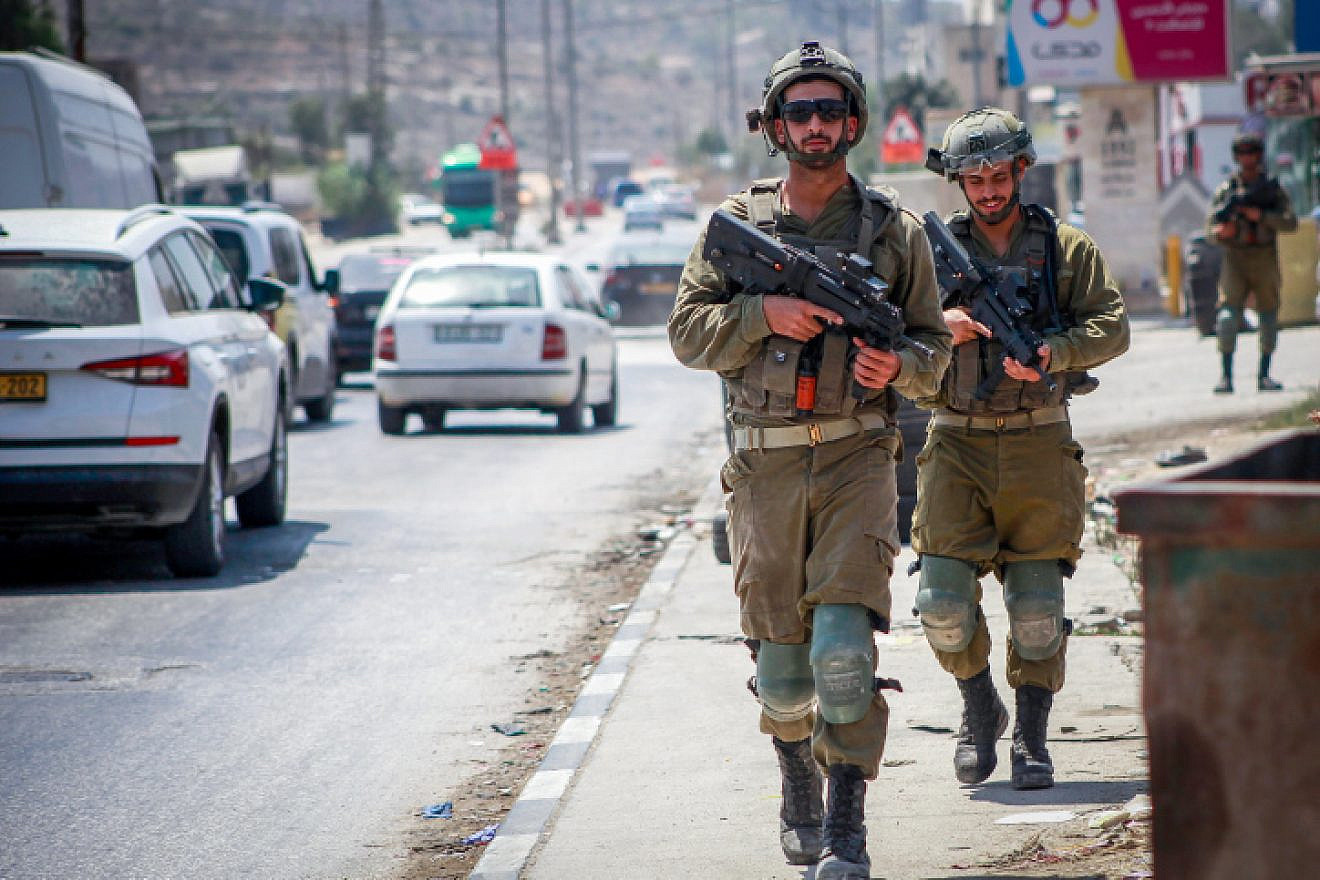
[0,372,47,402]
[639,281,675,295]
[434,324,502,343]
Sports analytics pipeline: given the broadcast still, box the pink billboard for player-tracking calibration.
[1005,0,1232,87]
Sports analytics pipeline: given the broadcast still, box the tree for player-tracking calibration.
[695,127,729,157]
[879,74,959,134]
[289,96,329,165]
[1,0,63,52]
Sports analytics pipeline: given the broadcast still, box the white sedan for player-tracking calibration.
[373,252,619,434]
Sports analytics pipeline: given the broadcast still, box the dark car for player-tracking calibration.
[326,250,420,381]
[595,236,689,326]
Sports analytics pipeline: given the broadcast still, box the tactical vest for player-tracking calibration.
[940,205,1078,414]
[730,174,897,420]
[1219,175,1286,248]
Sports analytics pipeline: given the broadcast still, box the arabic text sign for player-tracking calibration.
[1005,0,1230,87]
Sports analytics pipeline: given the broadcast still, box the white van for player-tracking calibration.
[0,50,162,210]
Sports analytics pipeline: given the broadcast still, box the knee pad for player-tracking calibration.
[756,641,815,722]
[809,604,875,725]
[1004,560,1066,661]
[915,555,979,653]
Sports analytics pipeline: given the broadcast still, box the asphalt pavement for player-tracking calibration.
[466,319,1318,880]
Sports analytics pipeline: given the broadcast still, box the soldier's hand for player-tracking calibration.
[762,296,843,341]
[1003,344,1051,381]
[852,338,901,389]
[943,307,992,345]
[1240,205,1263,222]
[1212,221,1236,242]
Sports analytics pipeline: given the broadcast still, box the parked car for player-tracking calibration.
[182,204,338,422]
[373,252,618,434]
[652,183,698,220]
[399,192,445,226]
[325,249,422,380]
[594,235,689,326]
[0,206,289,576]
[0,50,162,209]
[622,195,665,232]
[562,195,604,218]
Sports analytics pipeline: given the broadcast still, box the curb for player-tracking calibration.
[469,481,723,880]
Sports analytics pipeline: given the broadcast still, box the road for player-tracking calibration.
[0,289,724,879]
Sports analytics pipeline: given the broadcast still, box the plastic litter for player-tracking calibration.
[607,602,630,612]
[491,721,526,736]
[994,810,1077,825]
[421,802,453,819]
[461,823,499,846]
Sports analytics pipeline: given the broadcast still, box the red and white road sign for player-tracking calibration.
[881,107,924,165]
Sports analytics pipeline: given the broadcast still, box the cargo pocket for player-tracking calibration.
[1058,438,1088,560]
[720,452,756,584]
[910,434,941,550]
[865,433,901,565]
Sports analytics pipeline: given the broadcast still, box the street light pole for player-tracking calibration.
[563,0,585,233]
[542,0,562,245]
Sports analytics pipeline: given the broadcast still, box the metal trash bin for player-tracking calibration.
[1183,232,1222,337]
[1114,429,1320,879]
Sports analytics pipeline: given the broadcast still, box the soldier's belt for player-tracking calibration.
[732,413,890,451]
[932,405,1069,432]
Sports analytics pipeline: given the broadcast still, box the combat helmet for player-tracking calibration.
[746,40,868,161]
[1232,131,1265,154]
[925,107,1036,180]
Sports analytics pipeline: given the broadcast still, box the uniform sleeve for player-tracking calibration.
[1048,226,1130,372]
[667,197,773,372]
[887,212,953,400]
[1262,183,1298,233]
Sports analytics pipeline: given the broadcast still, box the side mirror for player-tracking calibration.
[584,262,600,273]
[248,276,287,312]
[602,301,621,322]
[321,268,340,295]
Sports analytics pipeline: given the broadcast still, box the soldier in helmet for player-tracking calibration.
[917,108,1129,790]
[669,41,950,878]
[1207,131,1297,393]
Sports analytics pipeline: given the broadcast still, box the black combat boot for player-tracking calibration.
[1258,354,1282,391]
[1214,352,1234,394]
[1011,685,1055,790]
[817,763,870,879]
[954,666,1009,784]
[772,736,824,864]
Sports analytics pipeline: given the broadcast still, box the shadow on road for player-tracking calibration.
[0,519,328,593]
[966,778,1148,807]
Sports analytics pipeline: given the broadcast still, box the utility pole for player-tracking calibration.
[496,0,510,124]
[837,0,848,57]
[563,0,584,232]
[726,0,737,144]
[969,0,984,109]
[338,23,351,104]
[873,0,886,120]
[67,0,86,62]
[541,0,562,244]
[367,0,386,167]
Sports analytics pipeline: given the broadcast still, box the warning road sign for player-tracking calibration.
[881,107,924,165]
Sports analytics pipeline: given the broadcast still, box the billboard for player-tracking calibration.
[1004,0,1231,87]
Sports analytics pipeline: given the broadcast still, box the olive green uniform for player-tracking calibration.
[912,209,1129,693]
[1207,173,1297,357]
[670,178,951,776]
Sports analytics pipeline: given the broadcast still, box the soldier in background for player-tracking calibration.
[917,109,1129,791]
[1208,132,1297,393]
[670,41,950,878]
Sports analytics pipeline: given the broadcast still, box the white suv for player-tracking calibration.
[0,206,290,576]
[181,204,338,422]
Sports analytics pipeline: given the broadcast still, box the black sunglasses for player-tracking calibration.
[780,98,849,124]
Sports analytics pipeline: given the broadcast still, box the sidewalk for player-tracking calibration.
[476,319,1317,880]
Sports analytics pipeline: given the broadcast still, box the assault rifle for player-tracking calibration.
[1211,177,1282,224]
[702,208,933,371]
[920,211,1056,399]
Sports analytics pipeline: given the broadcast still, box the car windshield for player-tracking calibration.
[401,265,542,308]
[609,241,690,266]
[441,170,495,207]
[0,257,138,326]
[339,255,412,290]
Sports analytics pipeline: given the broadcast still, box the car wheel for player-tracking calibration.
[712,509,732,565]
[555,365,588,434]
[236,405,287,528]
[303,350,337,422]
[591,364,618,427]
[378,398,407,435]
[164,433,225,577]
[421,408,446,432]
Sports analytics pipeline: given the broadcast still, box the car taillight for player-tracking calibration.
[376,324,396,361]
[81,348,189,387]
[541,322,567,360]
[603,271,619,288]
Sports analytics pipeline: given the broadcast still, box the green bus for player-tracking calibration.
[435,143,497,238]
